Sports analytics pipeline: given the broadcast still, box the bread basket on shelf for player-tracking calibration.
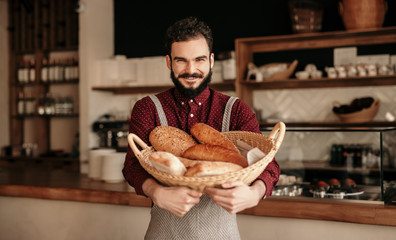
[334,98,380,123]
[128,122,286,192]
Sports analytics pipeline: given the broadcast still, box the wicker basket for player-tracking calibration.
[128,122,286,192]
[335,98,380,123]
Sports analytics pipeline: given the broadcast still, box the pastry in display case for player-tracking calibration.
[264,127,396,204]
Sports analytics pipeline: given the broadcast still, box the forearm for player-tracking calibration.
[142,178,162,202]
[255,158,280,197]
[250,179,267,200]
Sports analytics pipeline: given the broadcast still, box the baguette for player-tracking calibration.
[190,123,239,153]
[149,151,186,176]
[149,126,197,157]
[182,144,248,168]
[184,161,243,177]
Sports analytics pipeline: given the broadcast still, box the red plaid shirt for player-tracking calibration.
[123,87,280,197]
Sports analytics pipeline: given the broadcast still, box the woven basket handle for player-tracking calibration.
[127,133,149,156]
[267,122,286,150]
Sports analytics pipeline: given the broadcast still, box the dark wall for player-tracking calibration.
[114,0,395,58]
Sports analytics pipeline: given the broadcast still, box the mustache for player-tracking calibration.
[178,73,203,79]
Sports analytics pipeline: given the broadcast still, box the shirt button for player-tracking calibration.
[181,102,184,105]
[190,113,194,118]
[198,102,202,106]
[190,99,193,103]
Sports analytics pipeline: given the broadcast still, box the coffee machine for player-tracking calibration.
[92,119,130,152]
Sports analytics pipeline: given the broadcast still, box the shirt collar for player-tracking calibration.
[174,87,211,106]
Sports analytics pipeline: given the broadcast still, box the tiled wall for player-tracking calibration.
[255,86,396,162]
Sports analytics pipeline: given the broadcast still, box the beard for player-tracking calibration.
[171,69,212,98]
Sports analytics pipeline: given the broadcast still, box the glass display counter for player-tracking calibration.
[262,127,396,205]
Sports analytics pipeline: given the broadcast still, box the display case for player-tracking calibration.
[261,127,396,205]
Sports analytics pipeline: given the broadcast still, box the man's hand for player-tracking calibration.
[204,180,266,214]
[143,178,202,217]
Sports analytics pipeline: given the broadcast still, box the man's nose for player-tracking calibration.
[185,61,196,73]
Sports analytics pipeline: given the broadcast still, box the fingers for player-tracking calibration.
[186,188,203,198]
[203,181,254,214]
[157,186,202,217]
[220,180,244,189]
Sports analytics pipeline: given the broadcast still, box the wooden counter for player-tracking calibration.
[1,162,396,227]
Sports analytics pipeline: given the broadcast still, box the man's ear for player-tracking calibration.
[210,53,214,68]
[166,55,172,70]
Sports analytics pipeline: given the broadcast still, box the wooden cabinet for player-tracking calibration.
[235,27,396,128]
[8,0,79,156]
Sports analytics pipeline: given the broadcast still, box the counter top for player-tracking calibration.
[1,162,396,227]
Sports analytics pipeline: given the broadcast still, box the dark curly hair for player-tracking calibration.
[165,16,213,56]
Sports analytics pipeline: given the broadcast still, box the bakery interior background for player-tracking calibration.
[114,0,396,59]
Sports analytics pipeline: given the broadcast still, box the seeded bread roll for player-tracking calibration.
[149,126,197,157]
[149,151,186,176]
[184,161,243,177]
[190,123,239,153]
[182,144,248,168]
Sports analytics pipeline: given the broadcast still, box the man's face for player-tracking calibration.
[166,36,214,96]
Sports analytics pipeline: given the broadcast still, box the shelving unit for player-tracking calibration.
[92,27,396,129]
[235,27,396,129]
[8,0,79,156]
[235,27,396,106]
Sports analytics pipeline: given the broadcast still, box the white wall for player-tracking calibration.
[0,0,9,148]
[79,0,115,166]
[1,196,396,240]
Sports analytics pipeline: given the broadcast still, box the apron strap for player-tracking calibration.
[149,94,237,131]
[148,94,168,126]
[222,96,238,132]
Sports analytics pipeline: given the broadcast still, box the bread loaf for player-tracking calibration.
[149,126,197,157]
[190,123,239,153]
[184,161,243,177]
[182,144,248,168]
[177,157,206,168]
[149,151,186,176]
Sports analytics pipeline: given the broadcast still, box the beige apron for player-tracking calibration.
[145,95,240,240]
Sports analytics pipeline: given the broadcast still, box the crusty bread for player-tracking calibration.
[182,144,248,168]
[149,126,197,157]
[149,151,186,176]
[184,161,243,177]
[177,157,206,168]
[190,123,239,153]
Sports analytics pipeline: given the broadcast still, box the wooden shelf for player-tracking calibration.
[243,75,396,90]
[0,156,79,162]
[11,114,79,119]
[41,79,79,85]
[259,121,396,129]
[92,81,235,94]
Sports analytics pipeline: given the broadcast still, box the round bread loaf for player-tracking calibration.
[149,126,197,157]
[190,123,239,153]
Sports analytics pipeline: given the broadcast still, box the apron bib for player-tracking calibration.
[145,95,240,240]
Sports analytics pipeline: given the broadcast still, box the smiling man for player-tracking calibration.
[123,17,280,239]
[167,36,214,98]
